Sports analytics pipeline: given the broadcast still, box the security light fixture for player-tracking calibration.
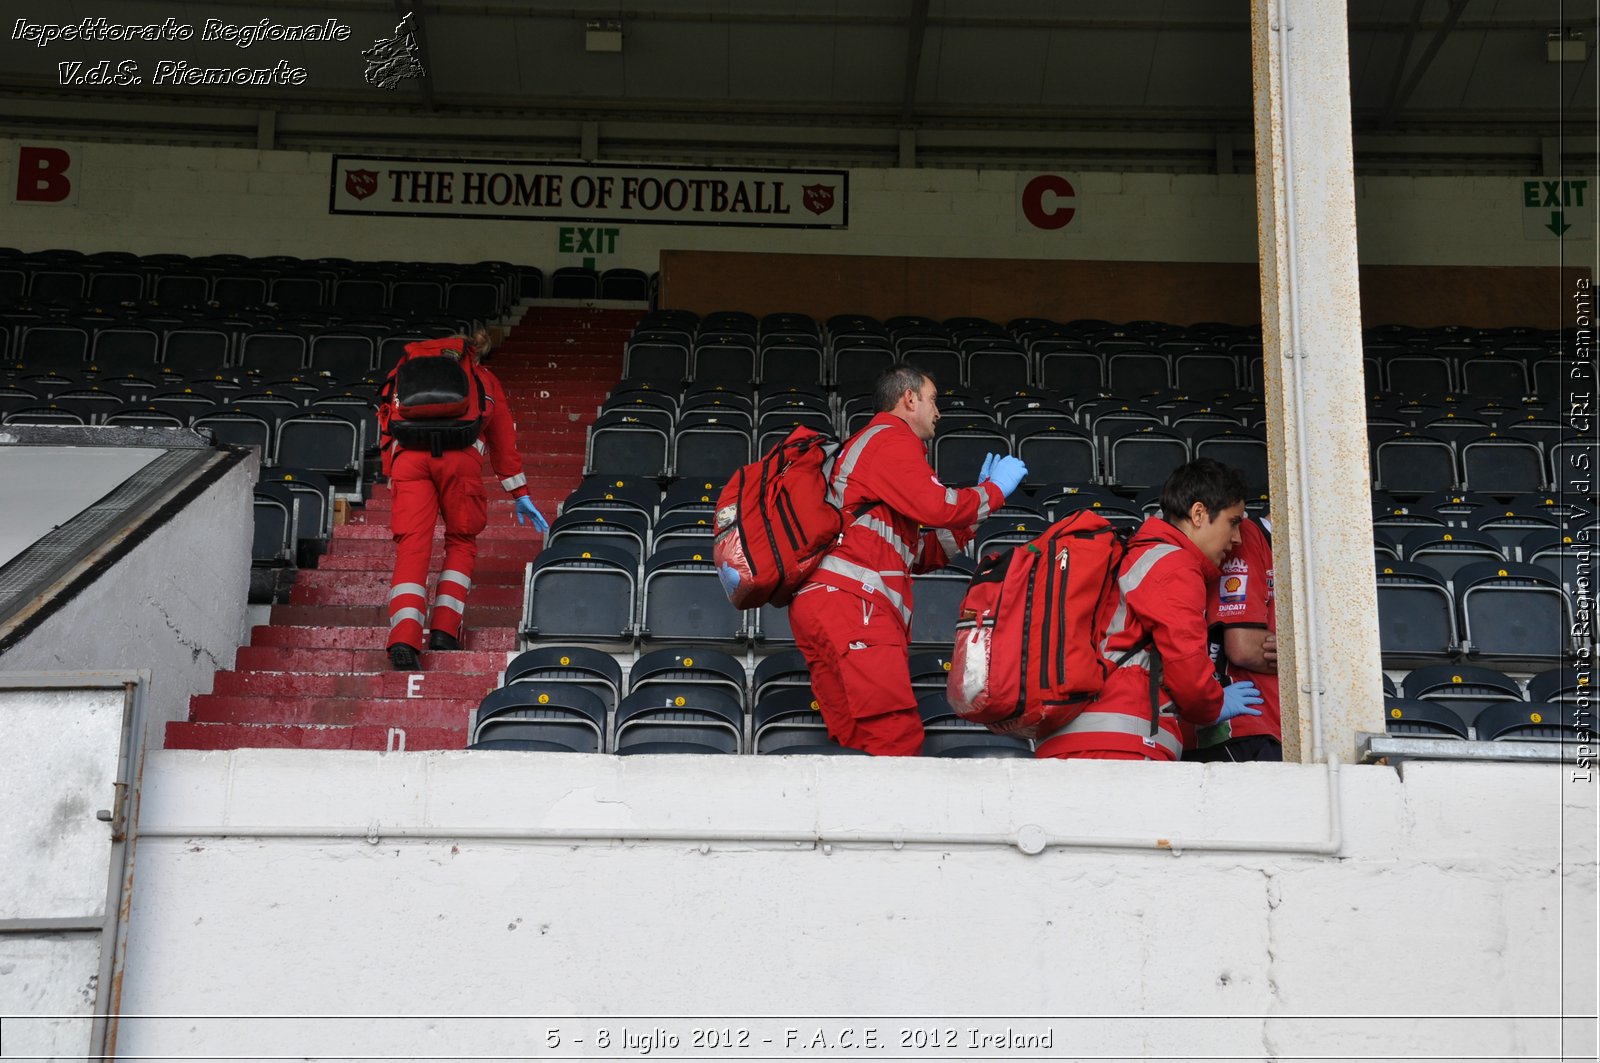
[1547,29,1587,63]
[586,18,623,53]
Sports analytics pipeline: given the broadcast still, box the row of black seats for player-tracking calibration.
[1376,558,1587,669]
[468,646,1024,757]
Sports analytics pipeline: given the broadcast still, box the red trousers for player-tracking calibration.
[387,448,488,650]
[789,585,923,756]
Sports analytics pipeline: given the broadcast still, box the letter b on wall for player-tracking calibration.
[16,145,75,203]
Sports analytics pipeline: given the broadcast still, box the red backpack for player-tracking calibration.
[945,509,1139,739]
[713,424,852,609]
[379,341,487,457]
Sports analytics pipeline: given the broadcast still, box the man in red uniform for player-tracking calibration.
[1035,459,1262,761]
[790,364,1028,755]
[1190,512,1281,761]
[381,328,547,671]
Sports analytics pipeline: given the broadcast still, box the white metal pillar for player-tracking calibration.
[1250,0,1386,764]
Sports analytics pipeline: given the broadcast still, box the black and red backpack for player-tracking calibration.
[379,339,488,457]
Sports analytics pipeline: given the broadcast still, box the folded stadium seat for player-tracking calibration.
[628,648,747,725]
[1454,561,1579,668]
[644,308,700,331]
[973,515,1052,559]
[19,325,90,370]
[1459,353,1532,397]
[1398,527,1505,583]
[1507,491,1592,526]
[563,476,659,522]
[446,280,502,320]
[598,391,676,436]
[1173,351,1240,393]
[522,542,638,645]
[268,274,327,312]
[512,266,543,301]
[652,510,715,554]
[28,269,90,307]
[1372,527,1402,563]
[1185,424,1268,495]
[1371,506,1449,537]
[903,345,964,389]
[910,556,976,649]
[1105,349,1172,395]
[586,410,671,478]
[1473,702,1583,745]
[1011,422,1097,489]
[1372,430,1458,497]
[4,399,97,426]
[964,342,1031,396]
[1080,397,1164,437]
[752,650,811,703]
[1417,413,1494,449]
[700,311,757,335]
[239,331,309,375]
[672,412,752,482]
[1381,698,1470,740]
[152,272,213,309]
[274,410,365,490]
[1529,356,1563,403]
[614,685,743,755]
[1382,673,1399,698]
[232,389,304,419]
[194,409,277,463]
[12,369,82,398]
[1517,530,1592,596]
[504,646,626,720]
[1374,560,1458,667]
[1036,344,1106,393]
[681,381,755,421]
[756,409,835,454]
[259,467,335,564]
[1415,490,1492,526]
[1008,317,1060,342]
[639,545,747,645]
[470,684,607,753]
[1401,663,1524,730]
[760,311,819,337]
[309,388,380,455]
[251,483,297,567]
[1551,440,1600,499]
[908,651,955,697]
[753,687,851,755]
[657,477,722,518]
[756,340,825,387]
[0,266,27,302]
[1468,508,1562,554]
[211,274,270,311]
[999,396,1075,433]
[332,276,390,315]
[1381,351,1455,397]
[87,327,160,373]
[307,334,376,378]
[599,268,649,301]
[1457,429,1547,495]
[830,341,896,392]
[1104,424,1190,493]
[1040,485,1142,528]
[86,271,145,306]
[546,508,650,563]
[1526,667,1587,706]
[931,421,1011,486]
[157,328,230,377]
[390,278,446,316]
[549,267,599,300]
[624,336,690,381]
[917,692,1033,758]
[102,402,186,428]
[1499,413,1567,458]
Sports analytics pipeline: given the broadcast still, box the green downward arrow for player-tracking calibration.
[1547,210,1571,236]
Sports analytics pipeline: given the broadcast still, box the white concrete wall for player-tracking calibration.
[111,750,1597,1060]
[0,456,255,750]
[0,138,1564,270]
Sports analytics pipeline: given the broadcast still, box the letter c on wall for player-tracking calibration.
[1021,174,1076,230]
[16,146,73,203]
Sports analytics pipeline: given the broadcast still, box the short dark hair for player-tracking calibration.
[1159,458,1249,523]
[874,363,933,413]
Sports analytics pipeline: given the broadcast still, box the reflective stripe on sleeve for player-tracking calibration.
[1058,711,1182,758]
[501,473,527,492]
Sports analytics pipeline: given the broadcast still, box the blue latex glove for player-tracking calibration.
[514,496,549,534]
[984,455,1029,499]
[1216,680,1264,722]
[976,452,998,485]
[717,562,742,598]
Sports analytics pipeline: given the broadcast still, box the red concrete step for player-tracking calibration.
[336,522,547,542]
[322,537,536,559]
[210,669,497,700]
[190,695,480,730]
[269,604,523,627]
[248,625,519,651]
[313,553,529,577]
[234,646,508,674]
[165,721,466,751]
[352,499,569,518]
[290,580,523,608]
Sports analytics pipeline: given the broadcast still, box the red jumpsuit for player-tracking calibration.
[1035,516,1229,761]
[1193,516,1281,754]
[790,413,1004,755]
[380,338,529,652]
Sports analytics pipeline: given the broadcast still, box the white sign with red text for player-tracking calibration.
[330,156,848,229]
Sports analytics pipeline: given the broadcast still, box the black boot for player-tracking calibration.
[388,643,421,671]
[428,630,462,652]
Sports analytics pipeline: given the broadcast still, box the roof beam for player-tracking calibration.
[1381,0,1468,126]
[899,0,931,126]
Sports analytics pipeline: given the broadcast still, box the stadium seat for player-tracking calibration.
[672,412,752,482]
[89,328,160,371]
[600,268,649,301]
[1381,698,1470,740]
[624,338,690,381]
[251,484,297,565]
[1517,529,1592,595]
[1402,664,1524,727]
[470,683,607,754]
[308,334,376,378]
[1455,561,1578,667]
[1012,423,1097,488]
[1526,668,1587,706]
[274,411,364,490]
[564,476,659,522]
[690,338,756,382]
[974,516,1050,559]
[757,342,825,386]
[162,328,232,374]
[908,651,955,696]
[752,687,837,754]
[1372,431,1457,496]
[239,332,309,374]
[628,648,747,724]
[194,409,277,463]
[522,543,638,644]
[549,267,599,300]
[1187,425,1269,495]
[1104,424,1189,491]
[1398,527,1504,583]
[1374,561,1457,666]
[1473,702,1582,744]
[640,546,747,644]
[965,345,1031,395]
[910,556,976,649]
[1036,345,1105,392]
[932,423,1011,486]
[1105,349,1171,394]
[19,325,89,370]
[917,692,1032,758]
[586,411,671,478]
[1458,430,1546,495]
[614,684,743,755]
[504,646,626,718]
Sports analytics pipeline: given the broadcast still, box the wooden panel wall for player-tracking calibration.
[659,251,1585,329]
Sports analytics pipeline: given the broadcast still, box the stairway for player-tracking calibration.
[166,307,640,751]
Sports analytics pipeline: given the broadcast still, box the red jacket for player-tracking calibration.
[1037,516,1227,760]
[807,413,1004,633]
[379,338,529,499]
[1199,516,1279,746]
